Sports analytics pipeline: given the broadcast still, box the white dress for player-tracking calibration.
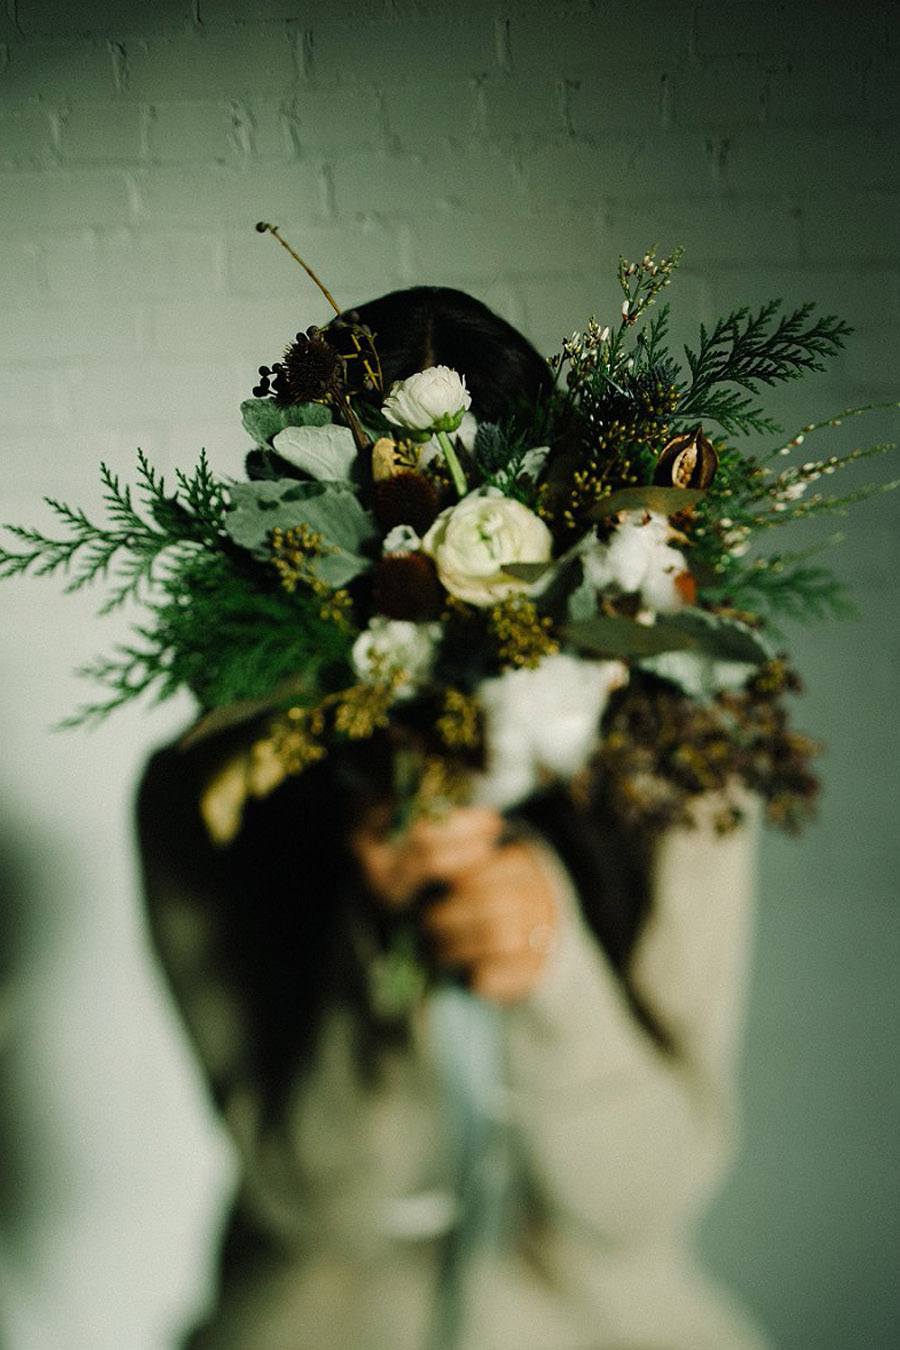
[144,792,772,1350]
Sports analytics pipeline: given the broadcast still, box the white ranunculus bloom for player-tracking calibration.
[455,409,479,451]
[472,654,628,809]
[422,491,553,607]
[583,511,688,614]
[351,618,440,699]
[382,365,472,434]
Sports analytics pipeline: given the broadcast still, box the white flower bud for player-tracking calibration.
[382,365,472,435]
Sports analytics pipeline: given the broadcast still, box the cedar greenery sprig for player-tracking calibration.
[700,540,856,627]
[0,450,227,614]
[60,546,355,729]
[676,301,852,434]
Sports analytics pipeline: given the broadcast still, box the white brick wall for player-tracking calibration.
[0,3,897,1348]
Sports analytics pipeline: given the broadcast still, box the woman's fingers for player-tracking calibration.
[468,956,547,1005]
[351,806,504,908]
[422,842,561,1002]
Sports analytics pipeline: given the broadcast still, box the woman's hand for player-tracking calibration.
[351,807,561,1004]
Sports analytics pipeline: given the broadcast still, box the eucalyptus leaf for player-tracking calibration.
[272,423,358,481]
[591,486,705,519]
[662,607,773,664]
[500,561,554,582]
[564,616,699,658]
[240,398,332,447]
[566,565,597,622]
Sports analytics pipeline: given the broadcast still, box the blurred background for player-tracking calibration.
[0,1,897,1346]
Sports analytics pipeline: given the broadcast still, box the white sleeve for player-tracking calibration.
[501,793,762,1241]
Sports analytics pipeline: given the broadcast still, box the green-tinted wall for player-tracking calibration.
[0,3,897,1346]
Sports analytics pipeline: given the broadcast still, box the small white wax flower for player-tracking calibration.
[583,511,688,614]
[382,524,421,554]
[782,481,807,500]
[472,654,628,809]
[382,366,472,435]
[422,491,553,607]
[351,618,439,699]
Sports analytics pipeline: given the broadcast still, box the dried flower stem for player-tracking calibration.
[255,221,342,316]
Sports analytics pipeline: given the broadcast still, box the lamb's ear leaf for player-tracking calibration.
[240,399,332,446]
[224,479,376,585]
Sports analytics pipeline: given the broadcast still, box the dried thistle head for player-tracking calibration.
[254,326,344,405]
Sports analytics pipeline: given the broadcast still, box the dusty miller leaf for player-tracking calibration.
[272,423,358,481]
[224,479,377,586]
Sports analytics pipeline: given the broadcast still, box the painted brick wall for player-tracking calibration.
[0,3,897,1347]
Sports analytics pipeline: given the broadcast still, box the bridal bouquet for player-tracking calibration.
[2,231,896,851]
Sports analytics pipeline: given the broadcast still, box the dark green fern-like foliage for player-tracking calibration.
[1,450,357,727]
[63,547,354,727]
[676,301,852,434]
[0,450,227,613]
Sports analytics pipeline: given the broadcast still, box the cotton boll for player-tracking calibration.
[583,511,689,614]
[472,654,628,809]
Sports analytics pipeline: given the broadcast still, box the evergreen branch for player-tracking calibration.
[705,560,855,626]
[674,389,781,435]
[57,644,163,729]
[0,451,229,608]
[678,301,852,433]
[0,522,85,579]
[634,304,671,369]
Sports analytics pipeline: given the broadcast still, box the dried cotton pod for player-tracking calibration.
[653,426,718,489]
[372,436,402,481]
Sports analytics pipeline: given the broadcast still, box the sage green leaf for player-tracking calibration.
[566,565,597,622]
[500,561,554,582]
[662,607,772,664]
[565,606,772,664]
[224,479,377,586]
[638,610,772,696]
[563,616,698,658]
[272,423,358,481]
[240,398,332,446]
[590,486,704,519]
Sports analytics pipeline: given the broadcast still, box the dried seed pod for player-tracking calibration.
[653,426,718,489]
[372,552,443,620]
[371,436,401,482]
[373,470,440,536]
